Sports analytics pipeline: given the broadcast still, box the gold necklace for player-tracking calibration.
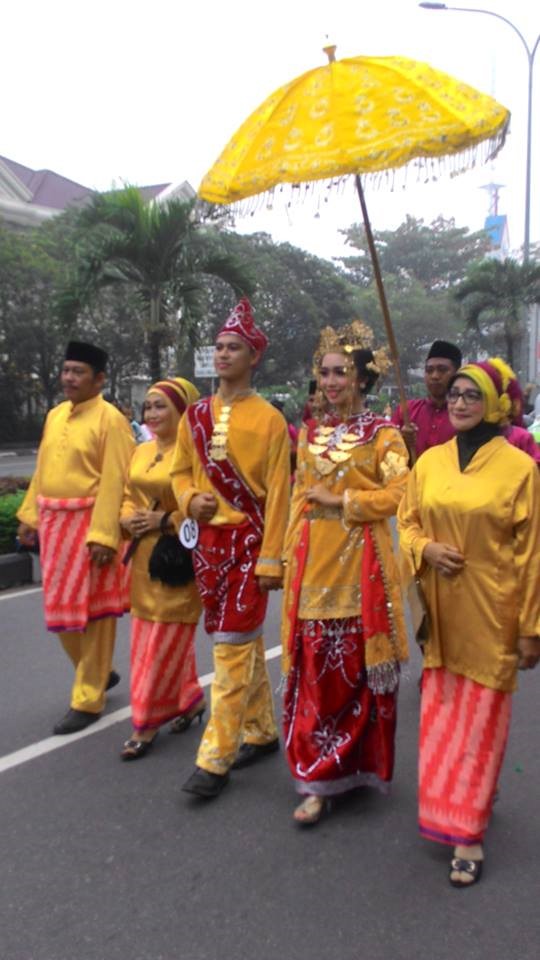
[209,390,255,462]
[308,418,364,473]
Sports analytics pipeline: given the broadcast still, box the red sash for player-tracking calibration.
[187,398,269,637]
[187,398,264,536]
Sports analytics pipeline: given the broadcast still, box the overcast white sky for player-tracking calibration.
[2,0,539,260]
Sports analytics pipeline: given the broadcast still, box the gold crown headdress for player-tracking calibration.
[313,320,392,378]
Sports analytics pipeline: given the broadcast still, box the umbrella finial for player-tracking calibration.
[322,42,336,63]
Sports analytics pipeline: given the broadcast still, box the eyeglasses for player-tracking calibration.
[447,389,483,406]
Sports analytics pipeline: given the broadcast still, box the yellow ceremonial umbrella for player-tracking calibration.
[199,48,510,413]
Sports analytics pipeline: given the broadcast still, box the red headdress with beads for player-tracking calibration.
[217,298,268,355]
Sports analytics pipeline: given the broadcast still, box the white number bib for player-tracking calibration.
[179,518,199,549]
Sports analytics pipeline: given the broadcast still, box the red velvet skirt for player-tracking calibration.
[283,616,397,796]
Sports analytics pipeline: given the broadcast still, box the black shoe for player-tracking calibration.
[231,738,280,770]
[53,708,101,735]
[449,857,484,888]
[182,767,229,798]
[121,732,158,761]
[169,699,207,734]
[106,670,121,691]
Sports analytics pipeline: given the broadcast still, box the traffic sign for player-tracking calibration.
[194,346,215,378]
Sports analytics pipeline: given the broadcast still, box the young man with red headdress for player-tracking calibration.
[17,341,135,734]
[171,299,291,798]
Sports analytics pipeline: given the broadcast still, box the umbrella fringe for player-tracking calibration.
[227,125,507,217]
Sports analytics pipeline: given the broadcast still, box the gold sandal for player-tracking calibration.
[293,795,328,826]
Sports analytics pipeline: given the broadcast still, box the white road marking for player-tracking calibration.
[0,644,282,775]
[0,586,43,602]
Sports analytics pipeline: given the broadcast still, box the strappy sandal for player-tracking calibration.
[120,732,158,761]
[293,795,329,826]
[449,857,483,888]
[169,700,207,734]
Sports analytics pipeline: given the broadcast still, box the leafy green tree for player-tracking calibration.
[0,221,68,439]
[60,187,254,380]
[188,231,368,388]
[455,258,540,369]
[340,215,490,290]
[336,215,492,380]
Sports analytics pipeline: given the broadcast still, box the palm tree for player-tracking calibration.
[60,186,254,379]
[455,257,540,370]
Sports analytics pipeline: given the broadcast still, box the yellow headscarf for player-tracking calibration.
[455,357,515,424]
[147,377,200,415]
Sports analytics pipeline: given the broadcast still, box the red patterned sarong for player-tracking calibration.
[38,496,130,633]
[194,523,268,640]
[284,618,397,796]
[130,618,202,731]
[419,667,511,846]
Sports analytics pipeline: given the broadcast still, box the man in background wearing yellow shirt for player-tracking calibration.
[17,341,134,734]
[172,299,290,798]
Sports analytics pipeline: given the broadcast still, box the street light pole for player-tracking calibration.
[419,3,539,263]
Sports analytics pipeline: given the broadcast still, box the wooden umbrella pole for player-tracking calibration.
[354,175,411,430]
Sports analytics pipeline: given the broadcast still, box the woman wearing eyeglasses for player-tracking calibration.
[398,358,540,889]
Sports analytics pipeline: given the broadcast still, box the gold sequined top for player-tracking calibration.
[284,413,409,623]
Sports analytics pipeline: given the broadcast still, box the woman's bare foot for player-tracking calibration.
[293,795,327,825]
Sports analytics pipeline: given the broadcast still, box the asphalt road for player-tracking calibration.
[0,587,539,960]
[0,454,37,479]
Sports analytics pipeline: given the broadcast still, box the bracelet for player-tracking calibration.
[160,511,172,534]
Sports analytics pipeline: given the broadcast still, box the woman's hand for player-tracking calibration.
[423,541,465,577]
[120,515,138,537]
[306,484,343,508]
[189,493,218,522]
[121,510,164,537]
[517,636,540,670]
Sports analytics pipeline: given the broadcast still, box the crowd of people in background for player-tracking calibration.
[17,301,540,890]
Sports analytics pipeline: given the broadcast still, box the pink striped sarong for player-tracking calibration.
[419,667,511,846]
[130,618,203,731]
[38,495,130,633]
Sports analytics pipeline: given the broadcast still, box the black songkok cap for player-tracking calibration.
[426,340,462,368]
[65,341,108,373]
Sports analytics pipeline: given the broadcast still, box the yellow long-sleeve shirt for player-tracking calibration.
[170,393,291,578]
[18,394,134,551]
[397,436,540,692]
[120,441,201,623]
[284,421,409,621]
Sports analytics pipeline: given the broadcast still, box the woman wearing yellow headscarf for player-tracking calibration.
[120,378,204,759]
[398,358,540,888]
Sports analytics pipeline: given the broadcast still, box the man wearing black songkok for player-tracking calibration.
[17,341,134,733]
[392,340,462,459]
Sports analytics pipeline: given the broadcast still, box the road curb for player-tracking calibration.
[0,552,41,590]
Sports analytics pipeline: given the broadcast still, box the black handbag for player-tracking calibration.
[406,551,431,649]
[148,513,195,587]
